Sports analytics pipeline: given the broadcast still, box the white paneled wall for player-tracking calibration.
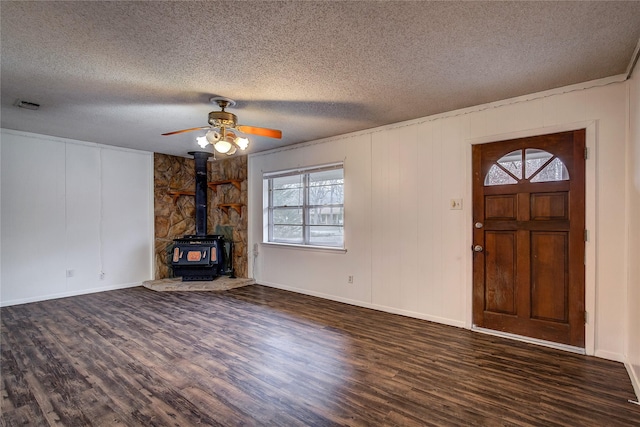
[249,78,632,361]
[0,130,153,306]
[626,69,640,398]
[101,149,154,287]
[1,135,68,300]
[65,143,102,292]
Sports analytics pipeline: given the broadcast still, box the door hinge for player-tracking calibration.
[584,311,588,324]
[584,147,589,160]
[584,229,588,242]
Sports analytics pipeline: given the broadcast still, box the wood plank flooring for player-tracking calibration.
[1,285,639,426]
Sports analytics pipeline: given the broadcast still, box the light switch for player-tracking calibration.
[450,199,463,210]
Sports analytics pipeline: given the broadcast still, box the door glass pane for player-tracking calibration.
[497,150,522,179]
[530,158,570,182]
[485,164,518,186]
[525,149,553,179]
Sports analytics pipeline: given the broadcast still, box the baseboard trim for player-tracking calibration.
[0,282,142,307]
[472,326,586,355]
[594,349,625,363]
[625,362,640,403]
[256,281,465,329]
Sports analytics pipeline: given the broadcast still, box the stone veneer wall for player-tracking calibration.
[154,153,248,279]
[208,154,248,278]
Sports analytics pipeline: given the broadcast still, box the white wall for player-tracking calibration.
[249,77,631,362]
[626,70,640,398]
[0,130,154,306]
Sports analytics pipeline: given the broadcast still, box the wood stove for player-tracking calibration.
[171,234,227,281]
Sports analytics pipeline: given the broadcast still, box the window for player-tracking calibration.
[265,163,344,247]
[484,149,569,186]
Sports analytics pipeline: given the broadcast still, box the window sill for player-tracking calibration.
[261,242,347,254]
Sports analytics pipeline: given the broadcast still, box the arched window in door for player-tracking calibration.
[484,148,569,186]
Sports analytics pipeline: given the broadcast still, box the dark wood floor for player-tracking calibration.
[1,285,638,426]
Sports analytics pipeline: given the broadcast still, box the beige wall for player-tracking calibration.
[249,78,630,362]
[626,70,640,397]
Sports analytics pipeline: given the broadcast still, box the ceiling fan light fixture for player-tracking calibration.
[161,96,282,148]
[235,136,249,150]
[196,135,209,148]
[213,139,232,154]
[206,130,221,144]
[226,145,237,156]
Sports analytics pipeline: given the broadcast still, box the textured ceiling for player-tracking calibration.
[2,1,640,157]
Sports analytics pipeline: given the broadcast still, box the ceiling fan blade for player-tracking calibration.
[162,126,211,136]
[236,125,282,139]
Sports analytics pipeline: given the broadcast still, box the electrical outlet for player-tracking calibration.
[66,269,74,278]
[99,272,105,280]
[253,243,259,257]
[450,199,463,210]
[348,275,354,284]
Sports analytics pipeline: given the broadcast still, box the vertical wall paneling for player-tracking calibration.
[371,131,394,307]
[371,125,421,311]
[440,116,469,322]
[626,68,640,399]
[541,89,588,127]
[101,149,153,287]
[65,143,101,292]
[585,84,628,360]
[484,97,545,137]
[398,125,420,312]
[0,133,67,302]
[342,134,373,303]
[0,130,153,306]
[416,121,435,315]
[416,120,442,316]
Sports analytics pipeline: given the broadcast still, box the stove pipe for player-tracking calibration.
[188,151,212,236]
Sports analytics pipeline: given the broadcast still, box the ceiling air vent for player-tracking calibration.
[14,99,40,110]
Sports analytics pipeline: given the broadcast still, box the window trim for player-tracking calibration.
[260,241,347,254]
[264,162,344,248]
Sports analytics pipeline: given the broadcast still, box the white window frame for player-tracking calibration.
[263,162,344,249]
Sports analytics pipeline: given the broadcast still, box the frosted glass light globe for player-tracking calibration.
[196,136,209,148]
[236,137,249,150]
[213,140,232,154]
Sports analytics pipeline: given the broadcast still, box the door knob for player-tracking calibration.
[475,222,483,229]
[473,245,483,252]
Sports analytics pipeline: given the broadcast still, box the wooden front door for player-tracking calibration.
[472,130,586,348]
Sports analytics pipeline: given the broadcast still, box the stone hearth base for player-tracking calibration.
[143,276,254,292]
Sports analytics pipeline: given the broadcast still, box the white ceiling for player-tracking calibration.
[2,1,640,157]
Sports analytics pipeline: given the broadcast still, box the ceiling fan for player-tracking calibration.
[162,96,282,155]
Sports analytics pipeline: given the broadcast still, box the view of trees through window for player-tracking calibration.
[267,166,344,247]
